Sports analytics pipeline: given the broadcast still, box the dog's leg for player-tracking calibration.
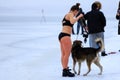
[83,60,92,76]
[78,62,81,75]
[94,58,103,75]
[73,60,77,74]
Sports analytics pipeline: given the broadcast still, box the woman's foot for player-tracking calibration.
[62,68,75,77]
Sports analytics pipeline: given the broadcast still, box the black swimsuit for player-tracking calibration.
[58,17,73,41]
[62,17,74,27]
[58,32,71,41]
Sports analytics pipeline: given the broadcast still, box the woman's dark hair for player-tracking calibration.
[70,5,79,11]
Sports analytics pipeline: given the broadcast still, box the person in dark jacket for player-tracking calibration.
[72,3,85,35]
[75,3,85,35]
[84,2,107,56]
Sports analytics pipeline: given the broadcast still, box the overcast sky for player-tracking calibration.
[0,0,119,17]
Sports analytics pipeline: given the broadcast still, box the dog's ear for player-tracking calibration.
[73,40,82,44]
[72,40,78,47]
[73,40,82,47]
[80,40,82,43]
[73,40,77,45]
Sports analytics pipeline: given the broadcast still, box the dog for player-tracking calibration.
[71,38,103,76]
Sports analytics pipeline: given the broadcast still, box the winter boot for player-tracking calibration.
[62,68,75,77]
[101,51,107,56]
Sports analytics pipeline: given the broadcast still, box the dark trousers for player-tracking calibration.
[77,22,84,34]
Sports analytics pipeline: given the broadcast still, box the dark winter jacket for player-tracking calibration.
[84,10,106,34]
[76,8,84,17]
[76,8,86,27]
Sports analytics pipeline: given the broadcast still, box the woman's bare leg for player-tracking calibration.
[60,36,72,69]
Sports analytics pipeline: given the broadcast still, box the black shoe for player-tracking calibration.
[62,68,75,77]
[101,52,107,56]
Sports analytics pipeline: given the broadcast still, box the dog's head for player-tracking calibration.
[72,40,83,48]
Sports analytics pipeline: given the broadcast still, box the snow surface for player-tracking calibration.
[0,17,120,80]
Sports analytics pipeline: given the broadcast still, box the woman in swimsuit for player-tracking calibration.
[58,4,83,77]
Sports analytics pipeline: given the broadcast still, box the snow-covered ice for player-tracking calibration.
[0,16,120,80]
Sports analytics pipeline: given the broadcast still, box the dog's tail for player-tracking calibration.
[95,38,104,53]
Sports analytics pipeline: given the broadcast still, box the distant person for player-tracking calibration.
[84,1,107,56]
[58,5,83,77]
[116,1,120,35]
[75,3,86,35]
[40,9,46,22]
[116,1,120,52]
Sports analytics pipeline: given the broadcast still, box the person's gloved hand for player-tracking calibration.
[83,31,88,43]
